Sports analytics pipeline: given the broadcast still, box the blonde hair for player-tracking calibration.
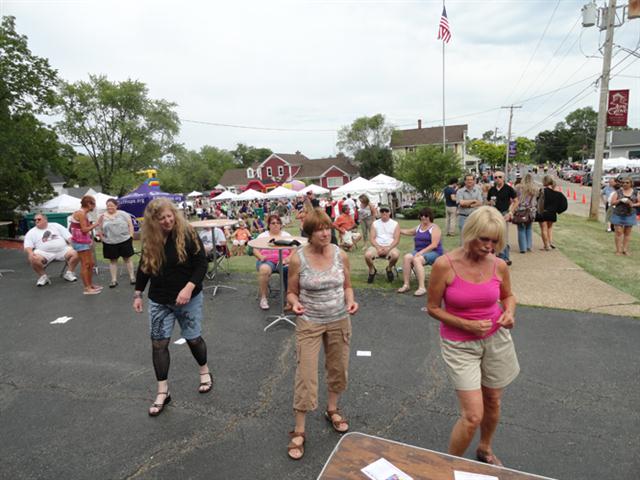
[517,173,538,198]
[462,206,507,253]
[542,175,555,187]
[140,198,200,276]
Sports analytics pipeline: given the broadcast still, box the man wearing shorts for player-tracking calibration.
[23,214,79,286]
[364,205,400,283]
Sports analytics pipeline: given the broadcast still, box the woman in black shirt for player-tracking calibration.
[133,198,212,416]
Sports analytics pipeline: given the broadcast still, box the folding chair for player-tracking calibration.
[203,244,235,296]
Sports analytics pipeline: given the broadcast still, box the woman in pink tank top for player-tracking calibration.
[427,206,519,467]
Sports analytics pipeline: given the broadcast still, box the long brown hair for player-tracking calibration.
[140,198,200,276]
[517,173,538,198]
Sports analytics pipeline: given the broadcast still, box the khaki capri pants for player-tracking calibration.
[294,317,351,412]
[440,328,520,391]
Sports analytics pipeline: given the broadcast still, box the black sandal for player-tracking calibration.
[199,372,213,394]
[148,391,171,417]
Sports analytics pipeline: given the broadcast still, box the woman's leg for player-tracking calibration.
[400,253,413,288]
[622,226,633,254]
[526,223,533,251]
[516,224,526,253]
[539,222,549,249]
[258,263,272,299]
[109,259,118,283]
[448,389,484,456]
[323,318,350,432]
[78,250,93,290]
[150,338,171,415]
[547,222,554,247]
[477,386,504,460]
[124,256,135,282]
[413,255,427,291]
[614,225,624,254]
[288,409,307,459]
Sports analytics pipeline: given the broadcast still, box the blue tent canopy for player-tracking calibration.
[118,183,184,219]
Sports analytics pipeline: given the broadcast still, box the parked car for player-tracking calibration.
[616,173,640,188]
[581,172,592,186]
[571,171,586,184]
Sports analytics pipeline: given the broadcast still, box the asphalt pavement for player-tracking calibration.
[1,248,639,480]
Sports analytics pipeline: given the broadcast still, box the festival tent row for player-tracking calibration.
[586,157,640,170]
[37,191,117,213]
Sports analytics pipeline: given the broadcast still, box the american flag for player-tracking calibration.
[437,6,451,43]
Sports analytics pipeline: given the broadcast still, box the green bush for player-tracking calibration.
[400,202,445,220]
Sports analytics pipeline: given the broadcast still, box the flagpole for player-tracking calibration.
[442,0,446,153]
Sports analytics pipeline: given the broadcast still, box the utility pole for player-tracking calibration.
[502,105,522,182]
[589,0,617,220]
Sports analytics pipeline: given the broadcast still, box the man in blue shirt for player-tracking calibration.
[443,178,459,236]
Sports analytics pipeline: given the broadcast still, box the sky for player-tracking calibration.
[2,0,639,158]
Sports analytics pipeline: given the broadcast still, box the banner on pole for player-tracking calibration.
[508,141,517,158]
[629,0,640,19]
[607,89,630,127]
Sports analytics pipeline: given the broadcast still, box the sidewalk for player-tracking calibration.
[505,223,640,317]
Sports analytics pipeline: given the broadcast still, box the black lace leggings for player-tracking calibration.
[151,336,208,381]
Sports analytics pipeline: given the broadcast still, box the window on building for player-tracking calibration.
[327,176,344,188]
[629,150,640,159]
[278,166,284,177]
[246,168,254,179]
[267,166,272,177]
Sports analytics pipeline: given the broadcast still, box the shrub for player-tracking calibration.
[400,202,445,220]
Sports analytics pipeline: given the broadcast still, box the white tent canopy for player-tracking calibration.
[236,189,266,201]
[265,186,298,199]
[187,190,203,197]
[586,157,640,170]
[370,174,415,192]
[37,193,81,212]
[94,192,117,211]
[331,177,384,198]
[299,184,330,195]
[211,190,238,201]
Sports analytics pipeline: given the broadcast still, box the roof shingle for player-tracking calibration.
[391,124,467,148]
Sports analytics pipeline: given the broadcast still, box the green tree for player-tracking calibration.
[337,114,393,156]
[354,145,393,178]
[157,145,236,193]
[565,106,597,161]
[231,143,272,167]
[532,124,570,164]
[513,136,535,164]
[395,146,463,203]
[0,16,69,218]
[468,139,505,166]
[56,75,180,195]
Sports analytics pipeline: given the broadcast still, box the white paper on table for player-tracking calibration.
[174,338,186,345]
[361,457,413,480]
[454,471,499,480]
[50,316,73,324]
[356,350,372,357]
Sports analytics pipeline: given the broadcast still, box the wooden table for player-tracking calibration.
[247,235,307,332]
[317,432,555,480]
[190,218,238,296]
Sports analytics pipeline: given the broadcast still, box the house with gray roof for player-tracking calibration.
[391,121,468,165]
[607,130,640,159]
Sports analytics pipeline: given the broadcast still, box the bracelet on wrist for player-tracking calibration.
[133,292,143,299]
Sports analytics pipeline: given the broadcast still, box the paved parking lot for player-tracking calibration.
[1,248,639,479]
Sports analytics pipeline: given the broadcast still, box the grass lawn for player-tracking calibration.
[539,214,640,301]
[94,214,640,300]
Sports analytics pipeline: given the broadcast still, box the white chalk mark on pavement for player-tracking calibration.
[50,316,73,324]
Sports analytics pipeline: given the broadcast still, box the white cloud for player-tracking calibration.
[3,0,639,156]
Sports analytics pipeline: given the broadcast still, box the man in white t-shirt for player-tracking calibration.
[23,213,79,286]
[198,227,227,255]
[364,205,400,284]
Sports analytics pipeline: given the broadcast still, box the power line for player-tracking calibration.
[180,118,335,133]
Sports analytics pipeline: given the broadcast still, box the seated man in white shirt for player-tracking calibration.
[364,205,400,284]
[23,213,79,286]
[199,227,227,257]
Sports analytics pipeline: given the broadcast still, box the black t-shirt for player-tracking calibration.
[487,184,516,213]
[443,186,457,207]
[135,232,207,304]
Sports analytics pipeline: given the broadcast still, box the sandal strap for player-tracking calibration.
[288,430,305,439]
[326,409,348,427]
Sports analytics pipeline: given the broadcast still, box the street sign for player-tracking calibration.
[508,141,517,158]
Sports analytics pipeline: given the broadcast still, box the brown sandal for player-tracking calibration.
[476,449,503,467]
[324,409,349,433]
[287,431,305,460]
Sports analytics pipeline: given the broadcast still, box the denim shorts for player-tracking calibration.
[611,213,637,227]
[413,249,441,265]
[148,292,203,341]
[71,242,92,252]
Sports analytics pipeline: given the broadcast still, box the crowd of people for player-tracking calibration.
[20,168,638,466]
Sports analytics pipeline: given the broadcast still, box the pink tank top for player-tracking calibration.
[440,254,502,342]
